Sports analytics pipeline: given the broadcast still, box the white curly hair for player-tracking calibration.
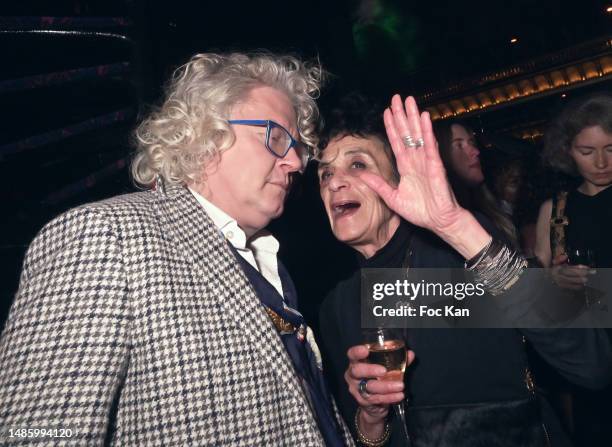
[132,52,323,187]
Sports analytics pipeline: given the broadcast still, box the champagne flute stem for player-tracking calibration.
[393,403,412,446]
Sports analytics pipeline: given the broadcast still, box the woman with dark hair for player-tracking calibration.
[534,92,612,447]
[486,155,539,257]
[317,93,612,447]
[433,120,519,248]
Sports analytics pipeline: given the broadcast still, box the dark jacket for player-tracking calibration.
[319,220,612,446]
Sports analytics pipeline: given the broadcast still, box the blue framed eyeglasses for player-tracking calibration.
[227,119,313,169]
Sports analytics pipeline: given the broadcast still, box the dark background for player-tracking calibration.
[1,0,611,327]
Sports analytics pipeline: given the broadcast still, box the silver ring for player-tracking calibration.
[402,135,417,148]
[358,379,370,398]
[415,137,425,148]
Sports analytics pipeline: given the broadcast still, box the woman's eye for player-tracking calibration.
[351,161,366,169]
[579,150,594,156]
[320,170,332,181]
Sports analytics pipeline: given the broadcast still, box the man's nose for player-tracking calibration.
[280,147,303,172]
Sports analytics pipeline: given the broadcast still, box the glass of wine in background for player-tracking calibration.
[363,328,411,445]
[567,247,600,308]
[567,247,595,268]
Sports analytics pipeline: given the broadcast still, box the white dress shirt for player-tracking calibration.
[189,188,284,297]
[189,188,323,370]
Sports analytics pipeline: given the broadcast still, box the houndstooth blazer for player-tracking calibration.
[0,183,354,446]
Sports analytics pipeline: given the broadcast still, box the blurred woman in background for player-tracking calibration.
[486,155,539,258]
[433,120,520,248]
[535,92,612,447]
[535,93,612,269]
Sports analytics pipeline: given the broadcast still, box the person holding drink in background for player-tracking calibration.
[317,93,612,446]
[534,92,612,446]
[535,93,612,291]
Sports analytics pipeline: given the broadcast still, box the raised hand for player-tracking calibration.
[356,95,462,233]
[358,95,491,259]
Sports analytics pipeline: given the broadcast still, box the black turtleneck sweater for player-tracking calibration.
[318,220,611,446]
[320,222,527,407]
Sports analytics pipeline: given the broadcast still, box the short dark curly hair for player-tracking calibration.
[317,92,400,183]
[542,92,612,176]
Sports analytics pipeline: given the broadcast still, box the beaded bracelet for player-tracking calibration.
[354,408,391,447]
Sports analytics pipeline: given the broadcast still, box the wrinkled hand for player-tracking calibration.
[345,344,415,433]
[550,254,594,290]
[357,95,463,235]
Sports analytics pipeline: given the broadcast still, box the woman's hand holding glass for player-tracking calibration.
[550,253,593,290]
[345,344,415,439]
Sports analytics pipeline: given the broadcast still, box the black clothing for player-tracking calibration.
[565,186,612,268]
[319,220,611,446]
[564,186,612,446]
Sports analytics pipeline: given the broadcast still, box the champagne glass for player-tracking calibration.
[363,328,412,445]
